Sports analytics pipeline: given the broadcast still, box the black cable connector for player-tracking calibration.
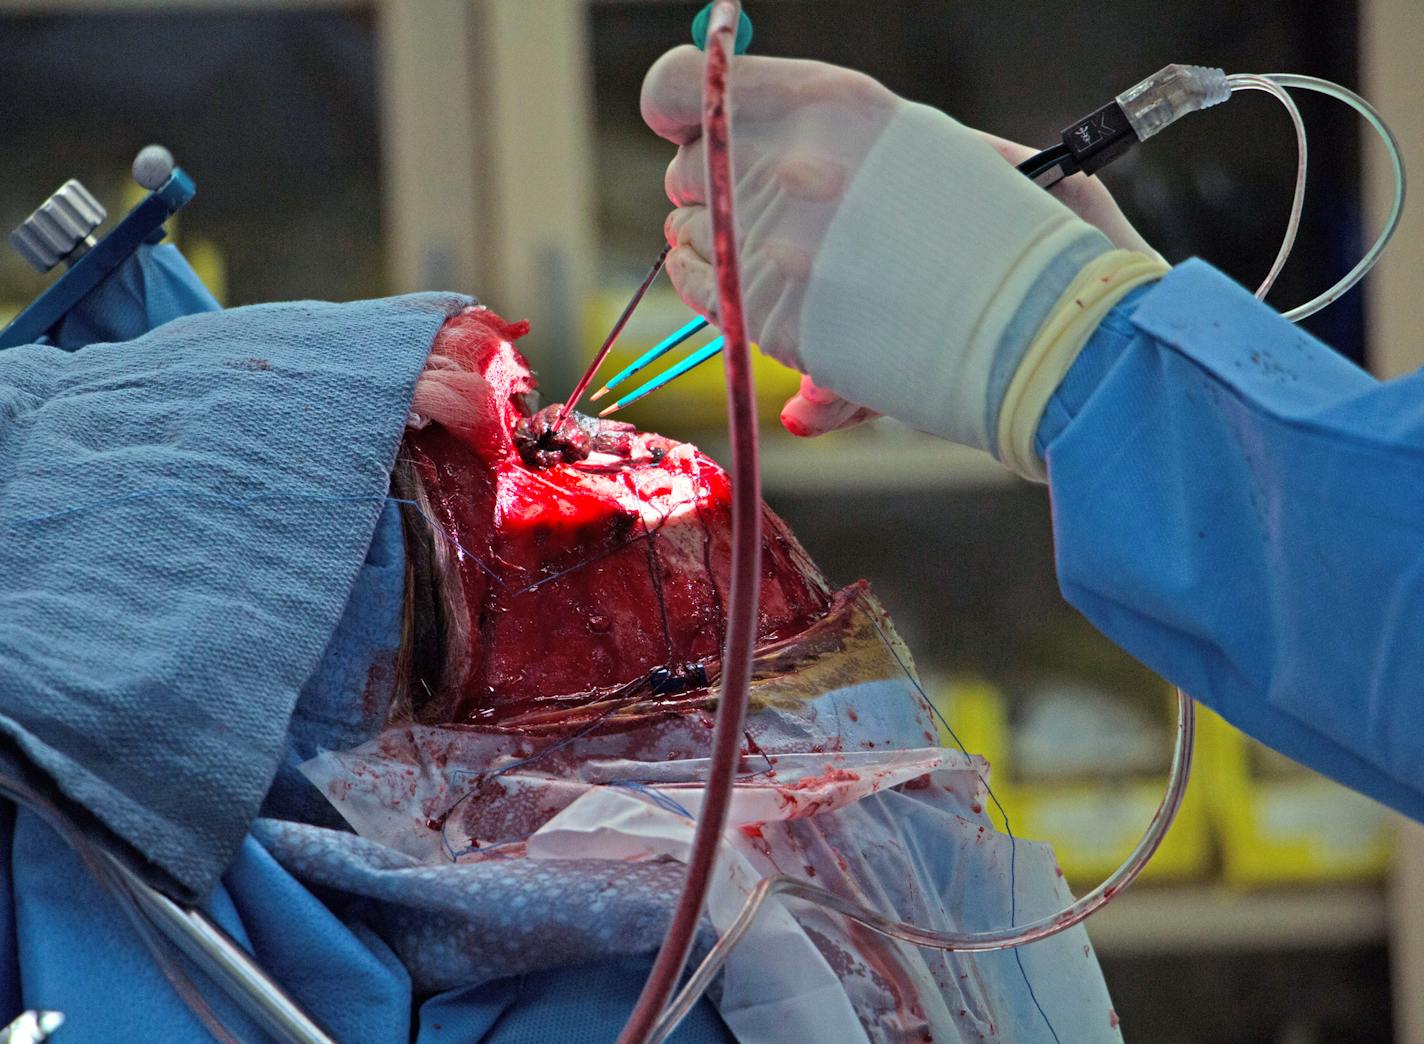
[1016,99,1141,190]
[1016,142,1079,187]
[1018,65,1236,191]
[1061,100,1138,174]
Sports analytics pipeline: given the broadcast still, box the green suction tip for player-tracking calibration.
[691,4,753,54]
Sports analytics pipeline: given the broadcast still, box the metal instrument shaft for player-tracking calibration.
[555,243,671,428]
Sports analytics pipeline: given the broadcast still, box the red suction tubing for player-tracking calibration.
[617,4,758,1042]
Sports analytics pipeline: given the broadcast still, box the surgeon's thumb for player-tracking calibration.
[781,377,877,437]
[642,45,708,146]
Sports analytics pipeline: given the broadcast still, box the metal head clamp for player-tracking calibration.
[0,145,196,350]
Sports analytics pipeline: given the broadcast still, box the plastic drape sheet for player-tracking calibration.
[300,596,1122,1042]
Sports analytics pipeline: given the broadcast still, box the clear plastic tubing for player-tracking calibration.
[618,3,762,1042]
[649,687,1196,1043]
[1225,74,1308,300]
[1260,73,1408,321]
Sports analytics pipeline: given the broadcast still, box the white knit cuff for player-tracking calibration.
[800,102,1112,452]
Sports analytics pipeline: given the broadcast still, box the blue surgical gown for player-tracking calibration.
[1037,258,1424,824]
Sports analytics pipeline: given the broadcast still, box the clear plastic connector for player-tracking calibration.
[1116,64,1232,140]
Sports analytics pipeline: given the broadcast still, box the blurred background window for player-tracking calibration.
[0,7,383,311]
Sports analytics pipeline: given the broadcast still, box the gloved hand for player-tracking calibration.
[779,130,1165,439]
[641,46,1168,478]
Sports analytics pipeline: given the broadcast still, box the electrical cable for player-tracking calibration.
[0,772,243,1044]
[1015,67,1404,319]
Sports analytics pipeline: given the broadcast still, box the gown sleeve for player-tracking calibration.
[1035,259,1424,822]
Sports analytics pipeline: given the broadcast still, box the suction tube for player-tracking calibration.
[617,3,762,1041]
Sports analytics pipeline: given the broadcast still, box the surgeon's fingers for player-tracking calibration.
[795,375,841,405]
[780,377,877,437]
[667,136,842,210]
[665,205,712,258]
[667,200,815,277]
[665,243,718,323]
[642,47,705,146]
[666,139,707,206]
[641,45,894,146]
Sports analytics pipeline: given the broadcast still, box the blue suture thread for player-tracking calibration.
[608,779,695,820]
[861,609,1061,1044]
[439,707,625,861]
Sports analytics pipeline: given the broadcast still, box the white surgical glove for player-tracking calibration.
[642,47,1168,478]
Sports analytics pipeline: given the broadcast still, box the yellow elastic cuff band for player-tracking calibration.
[996,249,1170,482]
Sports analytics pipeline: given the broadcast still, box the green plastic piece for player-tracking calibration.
[691,3,753,54]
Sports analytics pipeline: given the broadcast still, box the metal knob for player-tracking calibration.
[10,179,107,273]
[132,144,175,191]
